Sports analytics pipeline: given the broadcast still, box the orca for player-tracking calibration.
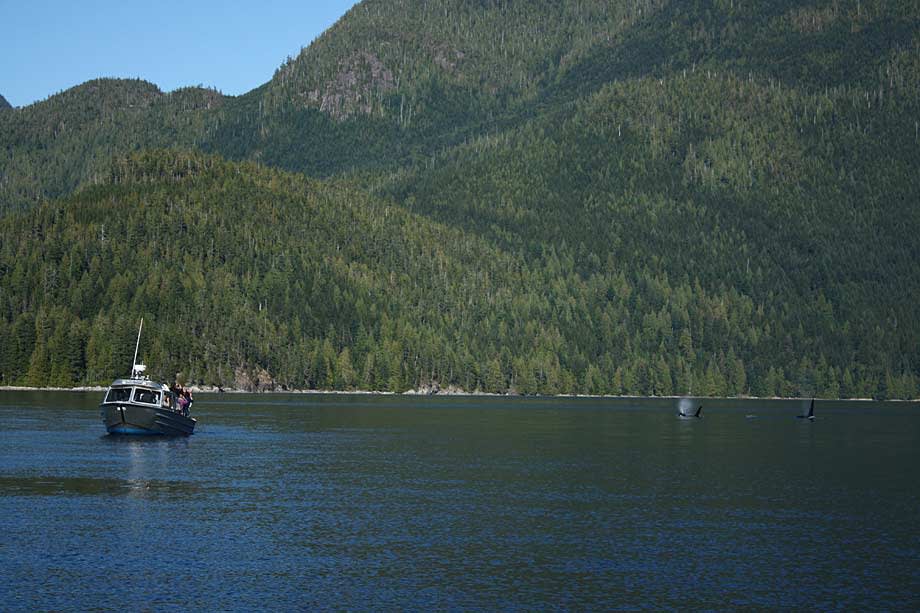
[796,398,815,421]
[679,405,703,419]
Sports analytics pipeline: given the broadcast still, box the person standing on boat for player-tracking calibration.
[182,388,193,415]
[175,385,189,415]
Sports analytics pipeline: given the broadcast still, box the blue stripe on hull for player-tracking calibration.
[106,425,162,436]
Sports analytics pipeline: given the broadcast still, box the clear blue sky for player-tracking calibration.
[0,0,360,108]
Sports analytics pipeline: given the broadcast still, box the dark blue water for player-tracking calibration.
[1,392,919,610]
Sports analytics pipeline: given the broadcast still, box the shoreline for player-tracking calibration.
[0,385,903,402]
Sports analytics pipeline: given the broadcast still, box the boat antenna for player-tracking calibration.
[131,318,143,378]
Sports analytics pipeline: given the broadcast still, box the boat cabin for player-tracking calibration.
[102,379,179,412]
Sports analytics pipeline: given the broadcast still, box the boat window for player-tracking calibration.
[105,388,132,403]
[133,388,161,405]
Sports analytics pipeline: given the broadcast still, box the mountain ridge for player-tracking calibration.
[4,1,918,206]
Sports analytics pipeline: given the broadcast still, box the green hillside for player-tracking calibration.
[0,79,224,212]
[554,0,919,95]
[382,67,920,397]
[1,0,918,397]
[5,1,918,204]
[0,146,916,398]
[0,94,10,110]
[201,0,644,177]
[0,150,628,395]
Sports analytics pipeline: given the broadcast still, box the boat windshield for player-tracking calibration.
[133,388,161,405]
[105,387,132,403]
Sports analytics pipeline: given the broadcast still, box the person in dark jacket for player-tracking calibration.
[182,388,193,416]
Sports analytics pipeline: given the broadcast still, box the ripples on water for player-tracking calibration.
[1,392,918,610]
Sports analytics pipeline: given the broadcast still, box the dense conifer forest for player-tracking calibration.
[1,0,918,397]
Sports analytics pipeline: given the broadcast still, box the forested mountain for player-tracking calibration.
[0,94,10,110]
[1,0,919,397]
[0,79,223,212]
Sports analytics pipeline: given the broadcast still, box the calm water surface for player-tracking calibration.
[1,392,918,610]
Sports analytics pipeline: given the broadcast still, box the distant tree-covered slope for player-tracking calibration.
[202,0,652,177]
[230,0,920,176]
[554,0,920,98]
[379,57,920,398]
[3,1,667,208]
[3,1,917,207]
[0,150,541,393]
[0,79,223,212]
[0,150,916,398]
[267,0,918,119]
[0,94,10,110]
[262,0,652,120]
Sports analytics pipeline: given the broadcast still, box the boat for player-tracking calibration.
[99,320,196,436]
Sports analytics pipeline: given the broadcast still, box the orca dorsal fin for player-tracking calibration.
[694,405,703,418]
[797,398,816,420]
